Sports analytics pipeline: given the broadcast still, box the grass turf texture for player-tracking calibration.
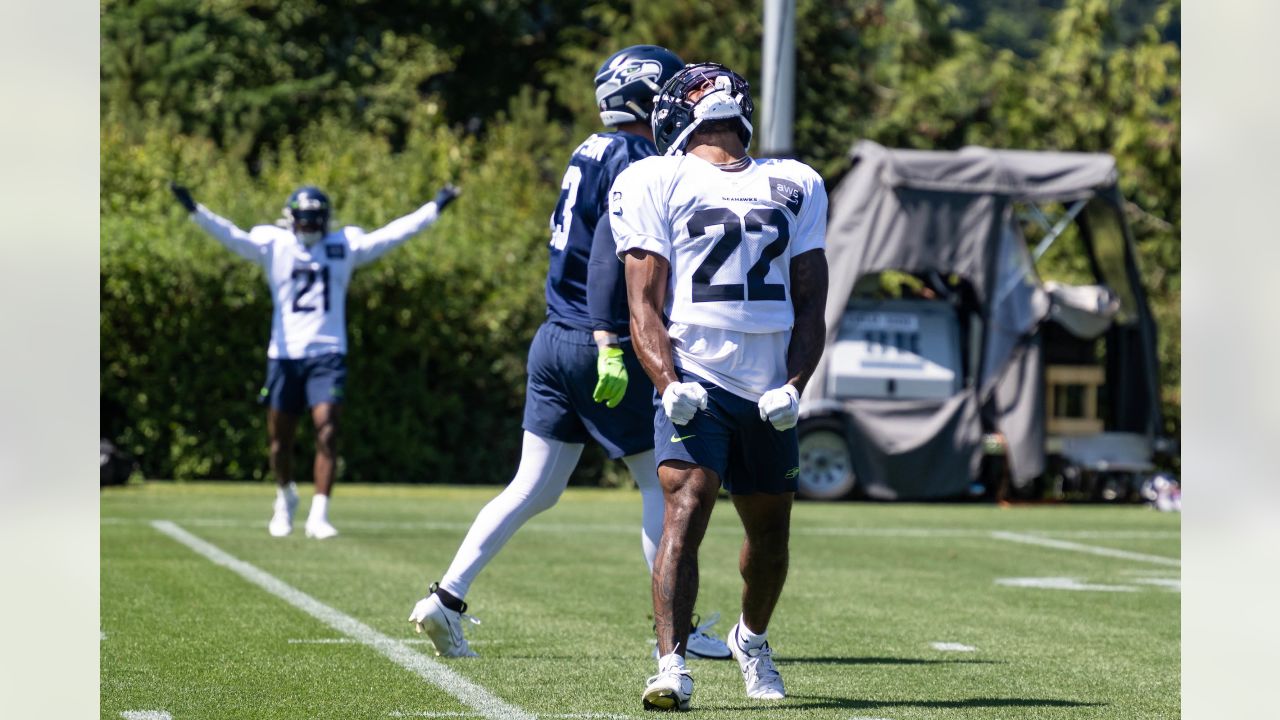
[102,483,1180,719]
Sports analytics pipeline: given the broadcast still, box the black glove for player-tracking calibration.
[169,181,196,213]
[433,184,460,212]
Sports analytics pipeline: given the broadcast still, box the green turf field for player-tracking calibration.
[101,483,1180,719]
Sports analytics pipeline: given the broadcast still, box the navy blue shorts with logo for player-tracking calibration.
[522,321,655,459]
[260,352,347,414]
[654,370,800,496]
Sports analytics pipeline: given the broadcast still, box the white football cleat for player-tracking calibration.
[652,612,732,660]
[268,486,298,537]
[642,660,693,711]
[408,588,480,658]
[728,623,785,700]
[304,518,339,540]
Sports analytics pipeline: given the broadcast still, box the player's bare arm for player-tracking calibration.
[784,248,829,394]
[623,248,678,392]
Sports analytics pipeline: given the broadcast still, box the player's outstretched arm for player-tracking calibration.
[171,180,268,265]
[351,184,460,267]
[169,182,196,214]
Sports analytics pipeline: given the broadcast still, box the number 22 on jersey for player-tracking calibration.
[688,206,791,303]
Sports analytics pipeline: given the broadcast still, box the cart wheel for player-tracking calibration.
[797,420,857,500]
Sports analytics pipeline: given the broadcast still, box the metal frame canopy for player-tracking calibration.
[802,140,1163,499]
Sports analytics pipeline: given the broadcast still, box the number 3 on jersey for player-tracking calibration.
[549,165,583,251]
[689,207,790,302]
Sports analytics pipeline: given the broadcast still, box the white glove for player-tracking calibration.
[757,384,800,430]
[662,381,709,426]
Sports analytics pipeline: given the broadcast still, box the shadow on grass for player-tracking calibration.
[734,695,1104,712]
[781,656,1004,666]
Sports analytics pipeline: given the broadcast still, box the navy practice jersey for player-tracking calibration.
[545,130,656,331]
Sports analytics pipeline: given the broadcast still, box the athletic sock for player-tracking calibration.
[308,493,329,522]
[430,583,467,613]
[276,482,298,505]
[658,652,687,674]
[736,615,768,651]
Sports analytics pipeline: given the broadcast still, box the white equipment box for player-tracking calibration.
[827,299,962,400]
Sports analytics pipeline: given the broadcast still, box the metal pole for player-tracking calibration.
[760,0,796,157]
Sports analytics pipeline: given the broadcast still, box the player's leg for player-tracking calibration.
[722,410,799,701]
[652,460,721,658]
[620,449,663,572]
[731,492,793,634]
[303,401,341,539]
[643,459,718,711]
[264,358,305,537]
[438,431,584,598]
[300,353,346,539]
[409,430,583,657]
[267,409,301,536]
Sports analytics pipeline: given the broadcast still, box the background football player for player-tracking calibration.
[168,181,459,539]
[611,62,829,711]
[408,45,730,663]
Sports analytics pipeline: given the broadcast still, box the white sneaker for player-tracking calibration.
[651,612,732,660]
[728,623,785,700]
[304,518,339,539]
[687,613,732,659]
[642,659,693,711]
[408,587,480,658]
[268,486,298,537]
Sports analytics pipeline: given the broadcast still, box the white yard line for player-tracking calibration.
[990,531,1181,567]
[121,712,173,720]
[151,521,534,720]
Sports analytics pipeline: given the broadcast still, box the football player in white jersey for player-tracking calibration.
[169,181,459,539]
[610,62,829,711]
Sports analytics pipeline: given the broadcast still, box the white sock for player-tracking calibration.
[309,493,329,522]
[622,450,663,573]
[276,482,298,504]
[736,615,767,651]
[658,652,687,674]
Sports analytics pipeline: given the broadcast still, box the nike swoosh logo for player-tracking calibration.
[670,433,696,443]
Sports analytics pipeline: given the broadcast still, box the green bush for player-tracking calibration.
[102,95,581,483]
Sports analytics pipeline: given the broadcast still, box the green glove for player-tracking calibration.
[592,346,629,408]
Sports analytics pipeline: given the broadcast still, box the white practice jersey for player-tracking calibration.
[191,202,441,359]
[610,154,827,398]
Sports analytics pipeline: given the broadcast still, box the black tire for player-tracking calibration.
[797,419,857,500]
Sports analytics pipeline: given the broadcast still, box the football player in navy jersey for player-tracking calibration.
[612,62,829,710]
[168,181,459,539]
[409,46,730,662]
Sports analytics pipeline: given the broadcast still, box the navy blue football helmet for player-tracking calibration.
[594,45,685,126]
[651,62,755,156]
[284,186,331,244]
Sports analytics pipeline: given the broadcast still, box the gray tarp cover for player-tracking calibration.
[805,141,1121,498]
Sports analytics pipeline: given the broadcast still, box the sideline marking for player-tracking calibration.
[990,531,1180,567]
[151,521,534,720]
[930,642,976,652]
[996,577,1139,592]
[122,712,173,720]
[289,637,431,645]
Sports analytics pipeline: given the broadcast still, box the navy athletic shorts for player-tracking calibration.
[522,321,656,458]
[653,370,800,496]
[260,352,347,414]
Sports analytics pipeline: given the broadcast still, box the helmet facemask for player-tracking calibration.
[284,188,331,246]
